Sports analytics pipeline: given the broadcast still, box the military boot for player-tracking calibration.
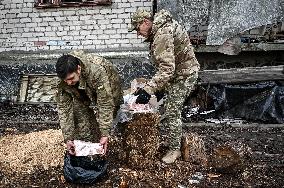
[162,149,181,164]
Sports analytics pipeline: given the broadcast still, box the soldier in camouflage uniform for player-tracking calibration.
[129,9,200,163]
[55,50,122,155]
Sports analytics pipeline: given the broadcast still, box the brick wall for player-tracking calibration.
[0,0,152,52]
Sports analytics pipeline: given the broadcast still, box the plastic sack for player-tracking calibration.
[63,152,107,184]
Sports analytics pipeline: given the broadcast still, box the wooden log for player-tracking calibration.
[209,142,252,174]
[198,65,284,84]
[123,113,160,169]
[18,75,29,103]
[209,146,242,174]
[181,133,207,166]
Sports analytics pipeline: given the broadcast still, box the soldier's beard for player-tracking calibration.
[70,72,81,86]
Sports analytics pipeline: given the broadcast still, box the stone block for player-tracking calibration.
[100,8,111,15]
[22,8,33,13]
[104,30,116,34]
[125,7,137,13]
[131,2,143,7]
[40,12,52,17]
[112,8,125,14]
[111,19,123,24]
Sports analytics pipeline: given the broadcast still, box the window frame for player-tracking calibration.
[34,0,112,9]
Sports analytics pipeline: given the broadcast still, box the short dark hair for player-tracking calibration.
[56,55,81,80]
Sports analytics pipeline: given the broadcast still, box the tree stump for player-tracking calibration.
[181,133,207,166]
[209,142,252,174]
[123,113,160,169]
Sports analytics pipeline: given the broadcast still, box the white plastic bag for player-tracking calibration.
[74,140,104,156]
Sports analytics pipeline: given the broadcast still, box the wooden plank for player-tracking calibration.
[18,65,284,102]
[198,65,284,84]
[183,122,284,128]
[18,75,29,103]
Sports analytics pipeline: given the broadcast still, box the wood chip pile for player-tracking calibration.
[0,129,65,174]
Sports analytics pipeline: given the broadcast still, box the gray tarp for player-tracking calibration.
[157,0,284,45]
[207,0,284,45]
[157,0,210,31]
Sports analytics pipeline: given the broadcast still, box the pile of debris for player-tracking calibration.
[0,115,283,187]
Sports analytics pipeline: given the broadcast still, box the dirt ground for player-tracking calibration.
[0,103,284,188]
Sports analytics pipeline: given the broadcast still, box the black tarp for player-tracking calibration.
[183,81,284,123]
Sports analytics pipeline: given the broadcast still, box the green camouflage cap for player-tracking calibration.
[128,9,152,32]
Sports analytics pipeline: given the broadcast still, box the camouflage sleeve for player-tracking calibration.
[90,65,114,137]
[56,90,75,142]
[149,24,175,90]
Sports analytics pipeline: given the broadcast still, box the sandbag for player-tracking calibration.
[63,152,107,184]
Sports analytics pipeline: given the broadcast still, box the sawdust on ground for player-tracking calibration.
[0,129,65,174]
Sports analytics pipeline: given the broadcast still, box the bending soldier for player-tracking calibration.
[129,9,200,163]
[55,50,122,155]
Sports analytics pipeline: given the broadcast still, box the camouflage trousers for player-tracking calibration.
[162,72,198,150]
[57,94,101,143]
[73,100,102,142]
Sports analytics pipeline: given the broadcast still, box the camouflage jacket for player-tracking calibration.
[56,51,122,141]
[147,9,200,90]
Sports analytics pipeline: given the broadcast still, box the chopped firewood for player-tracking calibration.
[207,173,221,179]
[119,176,129,188]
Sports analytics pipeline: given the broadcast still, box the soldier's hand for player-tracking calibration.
[100,136,108,155]
[66,140,75,155]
